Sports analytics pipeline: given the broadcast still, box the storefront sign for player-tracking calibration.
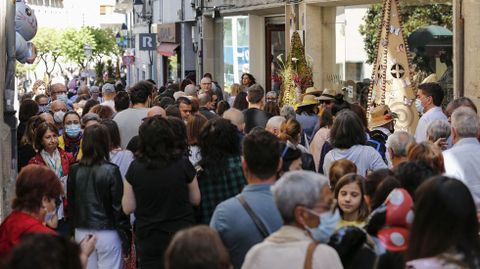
[157,24,179,43]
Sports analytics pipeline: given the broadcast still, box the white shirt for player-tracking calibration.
[101,99,116,112]
[323,144,387,178]
[415,106,448,142]
[443,137,480,209]
[113,108,149,149]
[242,225,343,269]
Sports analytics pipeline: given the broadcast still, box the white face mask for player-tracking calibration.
[53,111,65,124]
[415,99,424,114]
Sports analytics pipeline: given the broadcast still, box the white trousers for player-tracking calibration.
[75,229,123,269]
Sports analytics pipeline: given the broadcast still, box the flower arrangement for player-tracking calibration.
[279,31,314,107]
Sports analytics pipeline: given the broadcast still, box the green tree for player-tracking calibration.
[33,27,63,81]
[61,27,96,70]
[359,3,452,65]
[87,27,118,64]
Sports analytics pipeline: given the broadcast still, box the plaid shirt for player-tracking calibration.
[198,155,246,224]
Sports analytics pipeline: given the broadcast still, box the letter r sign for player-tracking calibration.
[139,34,157,51]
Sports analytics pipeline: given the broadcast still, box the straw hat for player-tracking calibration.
[297,94,319,108]
[304,87,322,96]
[369,104,395,129]
[316,88,336,101]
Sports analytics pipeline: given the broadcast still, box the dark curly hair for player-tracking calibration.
[198,118,240,178]
[137,116,186,169]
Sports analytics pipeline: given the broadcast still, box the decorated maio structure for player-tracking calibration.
[280,31,313,107]
[367,0,418,134]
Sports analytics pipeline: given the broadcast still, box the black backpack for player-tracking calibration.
[367,130,388,163]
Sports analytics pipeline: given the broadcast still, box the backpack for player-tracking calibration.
[367,130,388,163]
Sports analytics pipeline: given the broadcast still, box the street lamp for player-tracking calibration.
[132,0,153,79]
[84,43,93,85]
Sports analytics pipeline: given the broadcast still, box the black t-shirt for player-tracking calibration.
[243,108,272,133]
[126,157,195,236]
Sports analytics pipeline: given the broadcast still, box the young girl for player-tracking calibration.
[334,173,370,229]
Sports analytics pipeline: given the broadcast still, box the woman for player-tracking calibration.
[165,226,231,269]
[426,120,450,150]
[233,91,248,111]
[278,118,307,153]
[122,116,200,269]
[322,110,387,178]
[241,73,256,88]
[278,142,303,177]
[101,119,134,178]
[242,171,343,269]
[216,100,230,117]
[186,113,208,167]
[278,119,316,171]
[264,101,280,116]
[228,83,241,107]
[310,109,333,172]
[197,118,246,224]
[296,95,320,146]
[58,111,83,160]
[406,142,445,175]
[29,122,75,233]
[18,116,44,171]
[32,80,47,98]
[406,176,480,268]
[17,99,39,145]
[0,165,62,257]
[68,124,130,269]
[89,104,115,120]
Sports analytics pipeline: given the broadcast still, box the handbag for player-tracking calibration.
[123,231,136,269]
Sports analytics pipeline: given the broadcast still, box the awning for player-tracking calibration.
[157,43,180,57]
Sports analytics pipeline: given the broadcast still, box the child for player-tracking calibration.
[334,173,370,229]
[329,159,357,191]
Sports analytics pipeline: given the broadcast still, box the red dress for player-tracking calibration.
[0,211,56,257]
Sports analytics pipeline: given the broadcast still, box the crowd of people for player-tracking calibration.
[0,74,480,269]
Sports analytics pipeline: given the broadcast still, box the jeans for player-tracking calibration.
[75,229,123,269]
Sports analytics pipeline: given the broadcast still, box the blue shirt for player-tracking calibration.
[210,184,283,269]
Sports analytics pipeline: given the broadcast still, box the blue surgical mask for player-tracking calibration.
[65,124,81,138]
[415,99,424,114]
[44,209,56,223]
[305,209,341,243]
[57,93,68,104]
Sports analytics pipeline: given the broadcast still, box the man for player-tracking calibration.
[113,81,152,149]
[316,88,336,111]
[100,83,116,112]
[198,92,218,120]
[49,83,68,103]
[200,77,212,94]
[176,97,193,122]
[184,84,198,98]
[386,131,415,168]
[442,107,480,209]
[210,130,283,269]
[414,82,448,142]
[50,100,68,133]
[147,106,166,118]
[89,86,102,102]
[265,116,286,136]
[243,84,272,133]
[223,108,245,133]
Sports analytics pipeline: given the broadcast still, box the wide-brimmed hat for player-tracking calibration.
[369,104,395,128]
[316,88,336,101]
[296,95,319,109]
[305,87,322,96]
